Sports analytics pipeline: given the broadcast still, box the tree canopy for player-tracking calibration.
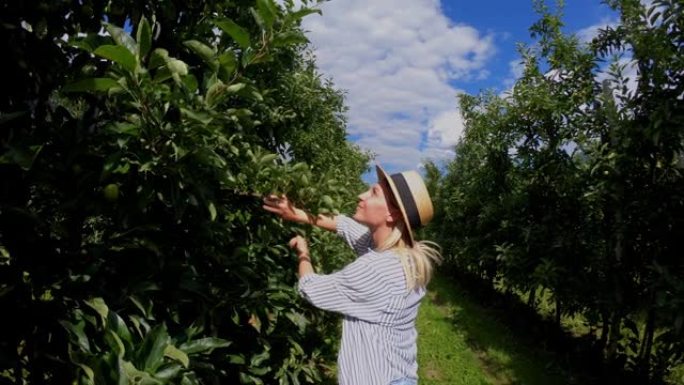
[0,0,370,383]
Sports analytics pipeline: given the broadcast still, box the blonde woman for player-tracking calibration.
[263,165,441,385]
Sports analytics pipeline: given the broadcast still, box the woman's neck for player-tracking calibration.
[371,225,394,250]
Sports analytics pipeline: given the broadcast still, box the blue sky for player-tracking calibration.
[297,0,620,179]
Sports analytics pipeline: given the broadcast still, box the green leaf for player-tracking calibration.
[137,324,169,372]
[255,0,278,30]
[208,202,217,221]
[153,66,173,83]
[249,366,270,376]
[94,45,137,72]
[60,320,91,352]
[218,51,238,80]
[2,145,43,171]
[228,354,246,364]
[180,108,213,125]
[129,296,152,318]
[121,361,159,385]
[104,23,138,55]
[84,297,109,324]
[184,40,216,68]
[166,59,188,76]
[63,78,120,93]
[250,350,269,367]
[154,364,182,381]
[285,312,308,334]
[259,154,278,164]
[178,337,232,355]
[107,122,139,136]
[69,34,110,53]
[288,7,321,23]
[77,363,95,384]
[181,373,200,385]
[137,16,152,59]
[0,111,26,125]
[272,31,308,47]
[149,48,169,69]
[227,83,247,93]
[164,345,189,368]
[108,310,134,347]
[249,8,266,31]
[205,82,245,107]
[241,47,256,67]
[182,74,198,93]
[214,19,251,49]
[105,329,126,358]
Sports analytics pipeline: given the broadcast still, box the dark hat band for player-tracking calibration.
[390,173,421,229]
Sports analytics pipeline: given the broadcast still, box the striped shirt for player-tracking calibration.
[298,215,425,385]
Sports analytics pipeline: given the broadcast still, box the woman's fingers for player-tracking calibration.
[262,195,290,209]
[262,204,280,214]
[288,235,306,248]
[262,195,285,214]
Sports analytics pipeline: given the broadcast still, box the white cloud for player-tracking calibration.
[576,17,619,43]
[502,58,525,90]
[595,57,639,102]
[299,0,495,173]
[428,110,465,149]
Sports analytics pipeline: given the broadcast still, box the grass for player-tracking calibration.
[417,274,570,385]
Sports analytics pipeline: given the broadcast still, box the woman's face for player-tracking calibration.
[353,181,398,228]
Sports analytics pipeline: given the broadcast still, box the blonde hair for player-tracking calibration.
[376,222,442,291]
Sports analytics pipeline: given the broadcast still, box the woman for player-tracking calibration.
[263,165,441,385]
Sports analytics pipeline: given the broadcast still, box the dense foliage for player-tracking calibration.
[429,0,683,383]
[0,0,370,384]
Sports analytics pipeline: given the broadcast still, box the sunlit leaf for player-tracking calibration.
[164,345,189,368]
[214,18,251,48]
[94,45,137,72]
[255,0,278,30]
[104,23,138,55]
[179,337,232,355]
[137,16,152,59]
[63,78,120,93]
[84,297,109,324]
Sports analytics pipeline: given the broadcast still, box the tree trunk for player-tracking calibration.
[599,309,610,350]
[527,286,537,308]
[638,305,656,379]
[606,312,622,361]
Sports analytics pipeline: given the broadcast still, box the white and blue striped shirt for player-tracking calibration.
[298,216,425,385]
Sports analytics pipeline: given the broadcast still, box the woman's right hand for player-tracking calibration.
[288,235,310,258]
[262,194,305,222]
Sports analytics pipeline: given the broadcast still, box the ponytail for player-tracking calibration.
[376,222,442,291]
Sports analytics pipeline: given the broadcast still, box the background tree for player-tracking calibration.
[430,0,683,383]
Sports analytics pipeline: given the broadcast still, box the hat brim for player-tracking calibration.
[376,165,415,247]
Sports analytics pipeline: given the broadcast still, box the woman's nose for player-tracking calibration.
[358,190,370,201]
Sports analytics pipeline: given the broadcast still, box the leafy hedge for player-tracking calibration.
[0,0,369,384]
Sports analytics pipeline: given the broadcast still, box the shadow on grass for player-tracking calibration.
[428,272,643,385]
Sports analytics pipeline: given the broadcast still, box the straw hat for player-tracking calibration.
[376,165,434,247]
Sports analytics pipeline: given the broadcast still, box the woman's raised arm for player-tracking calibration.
[262,194,337,232]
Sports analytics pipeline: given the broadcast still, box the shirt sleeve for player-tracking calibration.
[335,215,373,255]
[297,258,390,322]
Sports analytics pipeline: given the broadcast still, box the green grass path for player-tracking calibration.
[417,274,569,385]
